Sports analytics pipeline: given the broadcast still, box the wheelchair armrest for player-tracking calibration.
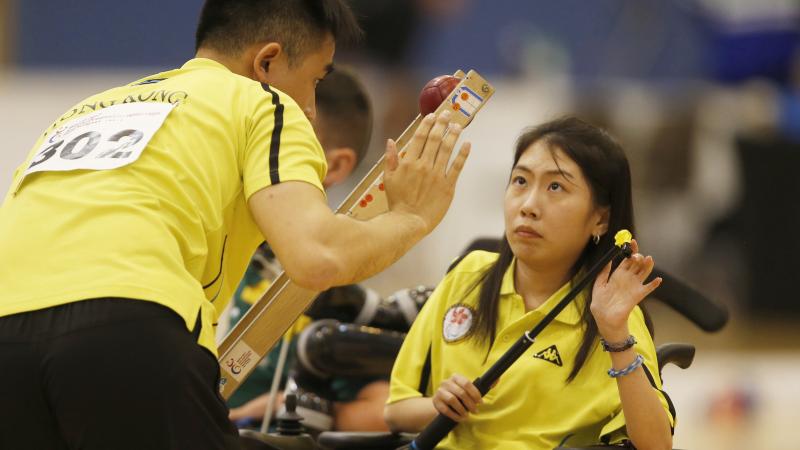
[656,343,695,373]
[317,431,415,450]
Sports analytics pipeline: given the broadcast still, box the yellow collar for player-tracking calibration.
[500,258,584,325]
[181,57,232,72]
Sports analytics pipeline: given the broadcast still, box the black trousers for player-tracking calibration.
[0,298,240,450]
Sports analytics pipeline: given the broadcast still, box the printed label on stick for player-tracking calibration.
[220,341,260,382]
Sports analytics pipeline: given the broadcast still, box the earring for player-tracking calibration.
[592,234,600,244]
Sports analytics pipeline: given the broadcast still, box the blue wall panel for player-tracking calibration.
[18,0,201,68]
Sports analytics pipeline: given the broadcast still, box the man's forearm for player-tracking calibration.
[320,210,428,287]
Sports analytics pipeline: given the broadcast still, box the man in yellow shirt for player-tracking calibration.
[0,1,471,449]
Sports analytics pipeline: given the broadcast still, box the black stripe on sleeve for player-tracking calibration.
[642,363,677,434]
[260,83,285,185]
[418,345,432,394]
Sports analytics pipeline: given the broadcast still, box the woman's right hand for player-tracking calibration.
[432,374,482,422]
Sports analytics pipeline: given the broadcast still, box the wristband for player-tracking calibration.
[608,354,644,378]
[600,335,636,352]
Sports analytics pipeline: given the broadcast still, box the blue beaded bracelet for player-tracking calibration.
[608,354,644,378]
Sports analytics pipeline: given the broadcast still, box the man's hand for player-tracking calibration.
[383,110,471,234]
[249,110,471,290]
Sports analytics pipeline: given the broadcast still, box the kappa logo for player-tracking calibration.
[533,344,563,366]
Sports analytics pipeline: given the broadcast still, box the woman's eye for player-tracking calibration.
[512,176,526,185]
[548,181,562,191]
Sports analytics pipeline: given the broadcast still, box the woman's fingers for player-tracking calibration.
[442,381,475,413]
[639,276,663,301]
[448,376,480,412]
[629,253,645,274]
[435,389,467,419]
[638,255,656,281]
[455,375,482,407]
[433,374,484,421]
[618,254,634,272]
[444,390,467,416]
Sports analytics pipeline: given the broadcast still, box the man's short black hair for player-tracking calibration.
[195,0,361,65]
[315,67,373,167]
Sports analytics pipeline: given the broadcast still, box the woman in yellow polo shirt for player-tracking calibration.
[385,117,674,450]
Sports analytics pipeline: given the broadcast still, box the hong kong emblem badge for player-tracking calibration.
[443,304,475,343]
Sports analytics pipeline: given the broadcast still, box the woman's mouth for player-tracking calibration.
[514,225,542,239]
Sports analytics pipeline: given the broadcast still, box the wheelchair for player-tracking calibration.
[239,342,696,450]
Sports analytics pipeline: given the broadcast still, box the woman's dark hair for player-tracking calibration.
[470,116,635,382]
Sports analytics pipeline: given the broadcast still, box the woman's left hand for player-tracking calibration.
[590,239,662,340]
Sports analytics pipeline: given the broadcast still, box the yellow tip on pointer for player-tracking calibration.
[614,229,633,247]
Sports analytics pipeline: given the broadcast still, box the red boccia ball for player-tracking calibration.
[418,75,461,115]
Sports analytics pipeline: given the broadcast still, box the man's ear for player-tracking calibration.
[252,42,282,84]
[322,147,357,188]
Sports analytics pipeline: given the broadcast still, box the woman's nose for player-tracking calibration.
[520,191,540,217]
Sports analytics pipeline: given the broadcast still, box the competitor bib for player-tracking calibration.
[15,102,176,192]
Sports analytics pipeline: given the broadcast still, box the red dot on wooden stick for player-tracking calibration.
[379,183,385,191]
[365,194,373,202]
[359,200,367,207]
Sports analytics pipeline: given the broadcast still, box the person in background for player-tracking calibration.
[227,67,391,432]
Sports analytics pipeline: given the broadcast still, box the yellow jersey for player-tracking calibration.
[0,58,326,355]
[388,250,675,449]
